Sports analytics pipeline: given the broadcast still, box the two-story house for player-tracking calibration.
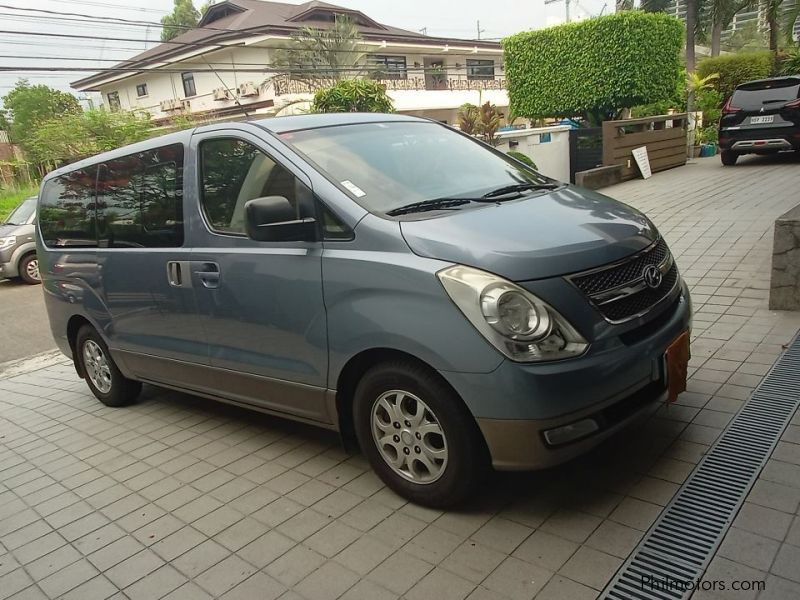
[71,0,508,125]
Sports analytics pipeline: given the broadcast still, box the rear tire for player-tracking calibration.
[721,150,738,166]
[353,359,489,507]
[18,253,41,285]
[76,325,141,407]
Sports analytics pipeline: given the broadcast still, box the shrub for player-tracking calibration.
[457,103,479,134]
[503,12,683,124]
[506,151,537,169]
[697,51,773,99]
[697,88,723,127]
[311,79,393,113]
[779,49,800,76]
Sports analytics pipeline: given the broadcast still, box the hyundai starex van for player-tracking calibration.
[38,114,691,506]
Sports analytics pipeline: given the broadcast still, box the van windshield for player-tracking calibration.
[280,121,550,215]
[5,197,37,225]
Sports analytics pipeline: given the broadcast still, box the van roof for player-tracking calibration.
[42,113,428,182]
[252,112,427,134]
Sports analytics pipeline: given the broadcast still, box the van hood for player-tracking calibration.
[399,186,658,281]
[0,223,22,237]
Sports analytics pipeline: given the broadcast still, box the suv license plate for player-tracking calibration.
[750,115,774,124]
[665,331,690,403]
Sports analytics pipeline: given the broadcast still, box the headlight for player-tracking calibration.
[0,236,17,250]
[438,265,588,362]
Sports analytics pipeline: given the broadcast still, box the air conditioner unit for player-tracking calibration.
[213,87,232,101]
[179,99,191,110]
[238,82,259,97]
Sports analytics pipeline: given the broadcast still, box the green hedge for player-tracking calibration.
[311,79,394,113]
[503,12,683,123]
[697,51,774,99]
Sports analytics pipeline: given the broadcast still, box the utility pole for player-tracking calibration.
[419,27,427,35]
[476,20,485,40]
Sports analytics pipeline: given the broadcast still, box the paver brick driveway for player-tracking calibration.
[2,153,800,600]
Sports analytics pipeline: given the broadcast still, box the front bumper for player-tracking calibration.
[440,280,691,470]
[0,260,19,279]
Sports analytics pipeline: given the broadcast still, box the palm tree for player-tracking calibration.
[705,0,748,55]
[272,15,367,90]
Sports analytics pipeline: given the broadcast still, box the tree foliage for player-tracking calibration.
[26,109,152,165]
[311,79,393,113]
[2,79,81,146]
[502,12,683,124]
[506,151,537,169]
[161,0,200,42]
[273,16,367,90]
[697,50,774,98]
[780,48,800,75]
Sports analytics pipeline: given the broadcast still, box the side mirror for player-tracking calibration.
[244,196,317,242]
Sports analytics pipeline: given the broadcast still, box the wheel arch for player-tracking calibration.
[333,347,486,450]
[67,314,93,378]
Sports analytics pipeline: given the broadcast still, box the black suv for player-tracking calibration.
[718,76,800,165]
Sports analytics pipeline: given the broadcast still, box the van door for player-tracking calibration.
[95,144,208,383]
[188,130,329,423]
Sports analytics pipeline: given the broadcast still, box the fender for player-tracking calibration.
[6,241,36,276]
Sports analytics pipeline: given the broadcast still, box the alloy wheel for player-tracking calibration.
[370,389,448,484]
[83,340,113,394]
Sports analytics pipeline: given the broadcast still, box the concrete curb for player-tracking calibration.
[0,350,67,379]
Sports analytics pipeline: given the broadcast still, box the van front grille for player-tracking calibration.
[569,239,678,323]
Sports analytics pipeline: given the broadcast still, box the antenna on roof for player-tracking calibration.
[200,56,252,121]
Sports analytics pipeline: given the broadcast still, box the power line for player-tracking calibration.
[0,4,232,33]
[48,0,168,14]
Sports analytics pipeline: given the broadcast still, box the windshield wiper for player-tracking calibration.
[482,182,559,199]
[386,198,471,216]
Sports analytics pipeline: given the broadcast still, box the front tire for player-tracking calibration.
[76,325,141,407]
[353,359,488,507]
[18,253,41,285]
[721,150,738,166]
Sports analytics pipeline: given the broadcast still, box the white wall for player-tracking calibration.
[495,126,572,182]
[93,46,507,121]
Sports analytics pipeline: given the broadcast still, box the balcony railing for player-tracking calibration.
[271,75,507,96]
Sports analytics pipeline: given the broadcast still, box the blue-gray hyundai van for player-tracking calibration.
[38,114,691,506]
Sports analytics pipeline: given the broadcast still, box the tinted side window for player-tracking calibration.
[39,167,98,247]
[200,138,306,235]
[96,144,184,248]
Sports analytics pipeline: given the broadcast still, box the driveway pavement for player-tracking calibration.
[1,153,800,600]
[0,278,54,364]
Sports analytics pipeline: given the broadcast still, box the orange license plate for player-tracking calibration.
[665,331,690,403]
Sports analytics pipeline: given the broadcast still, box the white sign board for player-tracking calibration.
[631,146,652,179]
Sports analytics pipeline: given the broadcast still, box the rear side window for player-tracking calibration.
[732,80,800,110]
[96,144,184,248]
[39,168,99,247]
[199,138,307,235]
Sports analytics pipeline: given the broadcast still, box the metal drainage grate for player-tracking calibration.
[601,332,800,600]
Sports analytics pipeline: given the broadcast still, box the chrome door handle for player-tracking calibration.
[166,261,192,288]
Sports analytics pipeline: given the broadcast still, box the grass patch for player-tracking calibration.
[0,184,39,222]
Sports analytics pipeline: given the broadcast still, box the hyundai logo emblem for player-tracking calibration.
[642,264,663,289]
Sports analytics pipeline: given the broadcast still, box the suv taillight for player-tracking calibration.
[722,97,741,114]
[785,98,800,108]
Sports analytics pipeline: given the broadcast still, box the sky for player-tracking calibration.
[0,0,611,106]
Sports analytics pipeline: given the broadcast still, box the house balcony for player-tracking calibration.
[271,75,507,95]
[268,74,509,116]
